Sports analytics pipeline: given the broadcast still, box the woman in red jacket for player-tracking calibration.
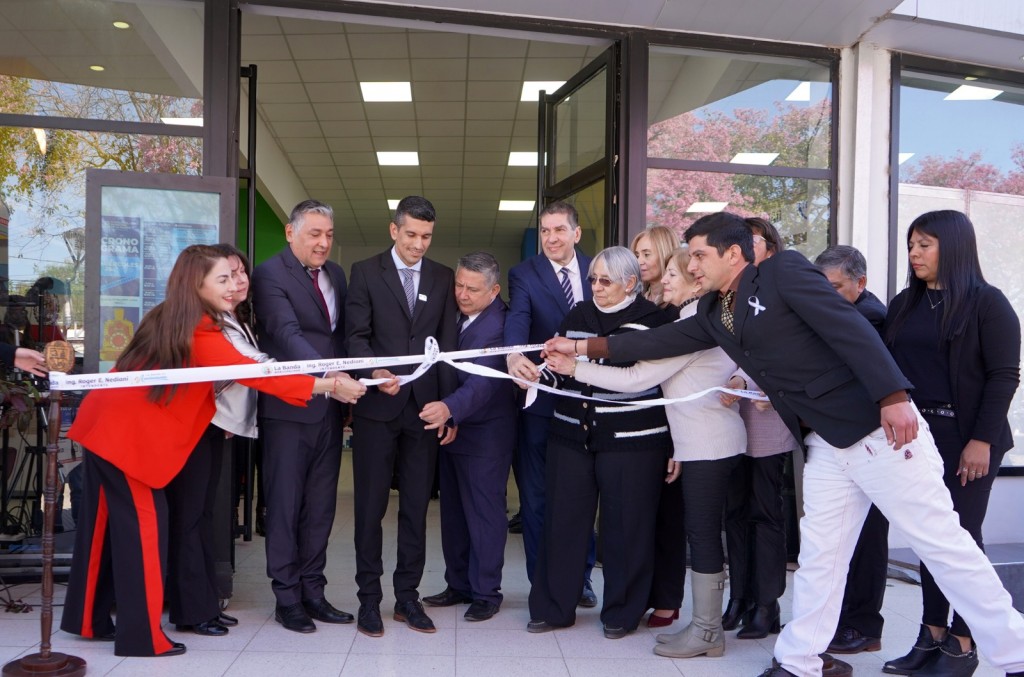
[60,244,361,657]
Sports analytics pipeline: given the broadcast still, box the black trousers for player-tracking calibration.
[920,415,1005,638]
[682,455,741,574]
[648,476,686,610]
[61,450,176,657]
[262,414,342,606]
[529,439,664,630]
[165,423,223,625]
[837,504,889,637]
[724,453,789,603]
[352,401,438,605]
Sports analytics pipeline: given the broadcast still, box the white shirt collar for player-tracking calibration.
[391,247,422,272]
[548,252,579,277]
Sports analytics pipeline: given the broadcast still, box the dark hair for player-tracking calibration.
[394,195,436,227]
[745,217,785,254]
[457,251,500,287]
[211,243,254,326]
[539,200,579,230]
[885,210,986,344]
[116,244,229,403]
[289,199,333,231]
[683,212,755,263]
[814,245,866,281]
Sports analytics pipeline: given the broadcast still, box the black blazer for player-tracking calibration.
[345,250,458,422]
[252,247,347,424]
[605,250,912,450]
[886,284,1020,454]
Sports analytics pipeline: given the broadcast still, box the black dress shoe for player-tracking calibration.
[723,598,756,631]
[603,624,628,639]
[275,602,316,633]
[357,603,384,637]
[578,580,598,608]
[175,620,228,636]
[757,660,797,677]
[737,601,781,639]
[423,587,473,607]
[828,625,881,654]
[883,624,944,675]
[303,598,355,624]
[526,619,560,633]
[217,612,238,627]
[912,634,978,677]
[507,511,523,534]
[464,600,499,622]
[821,654,853,677]
[158,642,187,657]
[394,600,436,633]
[255,508,266,537]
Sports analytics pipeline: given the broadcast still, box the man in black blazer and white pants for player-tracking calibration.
[345,196,458,637]
[548,213,1024,677]
[253,199,365,634]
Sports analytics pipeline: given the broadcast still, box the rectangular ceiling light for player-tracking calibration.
[685,201,729,214]
[786,82,811,102]
[360,81,412,102]
[508,152,538,166]
[521,81,566,102]
[161,117,203,126]
[898,152,915,164]
[944,85,1002,101]
[499,200,535,211]
[387,199,400,210]
[377,151,419,166]
[730,152,779,165]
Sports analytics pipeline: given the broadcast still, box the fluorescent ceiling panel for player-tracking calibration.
[360,81,413,102]
[508,152,538,166]
[786,82,811,102]
[944,85,1002,101]
[376,151,419,166]
[685,201,728,213]
[387,199,400,209]
[498,200,535,211]
[730,152,779,165]
[520,81,565,102]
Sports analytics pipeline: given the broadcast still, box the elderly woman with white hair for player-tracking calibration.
[526,246,674,640]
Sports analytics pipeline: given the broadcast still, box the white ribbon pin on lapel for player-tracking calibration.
[748,296,766,316]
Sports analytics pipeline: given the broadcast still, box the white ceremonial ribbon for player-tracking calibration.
[748,295,766,316]
[359,337,441,386]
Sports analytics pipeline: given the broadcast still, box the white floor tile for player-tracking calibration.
[223,650,347,677]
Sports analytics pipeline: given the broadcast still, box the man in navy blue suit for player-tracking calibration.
[504,201,598,607]
[253,199,363,633]
[421,252,516,622]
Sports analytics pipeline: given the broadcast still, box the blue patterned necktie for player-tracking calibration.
[400,268,416,314]
[559,267,575,307]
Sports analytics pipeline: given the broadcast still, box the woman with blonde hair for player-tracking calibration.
[631,226,680,306]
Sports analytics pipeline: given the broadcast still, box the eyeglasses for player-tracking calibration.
[587,275,616,288]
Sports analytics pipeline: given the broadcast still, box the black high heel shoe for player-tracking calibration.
[882,624,944,675]
[736,601,781,639]
[722,598,755,631]
[911,634,978,677]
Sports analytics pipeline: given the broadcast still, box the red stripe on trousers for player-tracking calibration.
[126,477,173,655]
[80,487,109,638]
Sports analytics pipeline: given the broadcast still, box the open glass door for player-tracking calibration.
[538,45,619,253]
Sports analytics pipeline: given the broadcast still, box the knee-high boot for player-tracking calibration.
[654,571,726,658]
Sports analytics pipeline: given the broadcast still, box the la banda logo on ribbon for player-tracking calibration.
[748,296,766,316]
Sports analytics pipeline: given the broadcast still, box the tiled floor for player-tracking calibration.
[0,454,1014,677]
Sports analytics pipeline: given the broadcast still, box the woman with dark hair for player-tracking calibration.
[60,244,363,657]
[718,217,797,640]
[882,210,1020,677]
[527,246,674,640]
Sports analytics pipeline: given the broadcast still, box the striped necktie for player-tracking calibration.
[400,268,416,314]
[559,267,575,307]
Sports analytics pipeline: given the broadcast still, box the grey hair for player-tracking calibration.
[289,199,334,233]
[456,251,500,288]
[814,245,867,282]
[590,246,641,293]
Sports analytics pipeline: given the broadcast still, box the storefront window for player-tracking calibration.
[897,65,1024,466]
[645,46,833,245]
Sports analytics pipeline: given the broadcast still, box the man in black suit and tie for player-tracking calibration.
[547,213,1024,677]
[345,195,458,637]
[421,252,516,623]
[253,199,366,633]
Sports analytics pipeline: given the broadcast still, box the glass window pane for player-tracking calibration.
[559,179,605,254]
[646,169,829,257]
[553,69,606,184]
[648,46,831,169]
[897,69,1024,466]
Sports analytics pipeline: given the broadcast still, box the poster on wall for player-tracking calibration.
[85,170,236,374]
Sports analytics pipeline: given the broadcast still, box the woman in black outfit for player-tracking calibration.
[527,246,673,639]
[882,210,1020,677]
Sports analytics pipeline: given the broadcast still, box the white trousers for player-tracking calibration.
[773,413,1024,677]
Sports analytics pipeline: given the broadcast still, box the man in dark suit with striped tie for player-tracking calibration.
[345,196,459,637]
